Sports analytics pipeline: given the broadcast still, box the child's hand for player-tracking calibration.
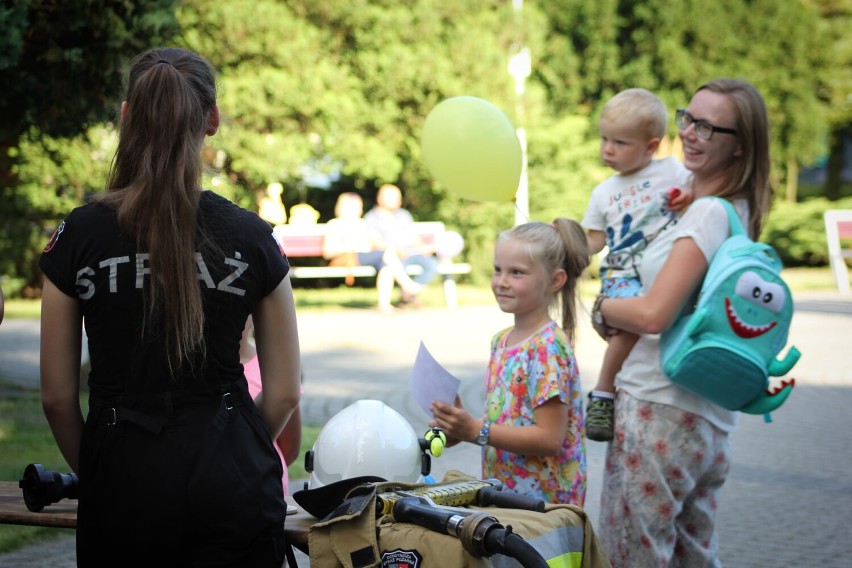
[429,397,477,444]
[667,187,693,212]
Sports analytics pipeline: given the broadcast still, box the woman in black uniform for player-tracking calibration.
[39,47,301,567]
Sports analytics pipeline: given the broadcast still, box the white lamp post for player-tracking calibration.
[508,0,530,225]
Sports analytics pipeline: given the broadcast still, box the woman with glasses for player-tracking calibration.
[589,78,772,567]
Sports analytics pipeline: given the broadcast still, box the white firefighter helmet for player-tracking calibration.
[305,400,424,489]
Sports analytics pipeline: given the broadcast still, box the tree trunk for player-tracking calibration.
[824,126,846,201]
[786,155,798,202]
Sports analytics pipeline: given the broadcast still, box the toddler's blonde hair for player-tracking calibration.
[601,88,668,140]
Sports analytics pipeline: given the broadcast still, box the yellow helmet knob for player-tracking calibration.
[426,430,446,457]
[430,436,445,457]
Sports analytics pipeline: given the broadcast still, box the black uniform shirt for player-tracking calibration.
[39,190,290,398]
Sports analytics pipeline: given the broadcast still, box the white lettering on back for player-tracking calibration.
[75,252,250,298]
[217,252,247,296]
[99,256,130,293]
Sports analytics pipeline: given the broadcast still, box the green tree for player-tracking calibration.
[0,0,178,171]
[809,0,852,200]
[177,1,521,204]
[174,0,611,279]
[174,0,541,279]
[535,0,829,201]
[0,0,179,293]
[740,0,827,200]
[4,126,117,294]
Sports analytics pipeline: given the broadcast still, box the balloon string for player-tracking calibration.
[512,200,530,224]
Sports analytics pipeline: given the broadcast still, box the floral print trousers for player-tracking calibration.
[599,391,731,567]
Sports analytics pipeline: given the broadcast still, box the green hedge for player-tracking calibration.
[763,197,852,267]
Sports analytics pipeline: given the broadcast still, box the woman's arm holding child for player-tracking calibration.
[596,236,708,336]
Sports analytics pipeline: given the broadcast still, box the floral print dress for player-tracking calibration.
[482,320,586,505]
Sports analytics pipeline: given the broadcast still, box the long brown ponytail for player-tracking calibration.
[96,48,217,372]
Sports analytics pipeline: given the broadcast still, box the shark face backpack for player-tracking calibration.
[660,197,799,420]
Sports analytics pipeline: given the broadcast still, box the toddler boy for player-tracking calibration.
[582,88,691,442]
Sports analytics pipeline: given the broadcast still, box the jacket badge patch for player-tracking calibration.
[381,548,422,568]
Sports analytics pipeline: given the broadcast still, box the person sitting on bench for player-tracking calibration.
[364,184,439,308]
[323,192,424,313]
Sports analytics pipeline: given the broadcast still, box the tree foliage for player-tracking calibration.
[1,0,847,294]
[0,0,178,143]
[0,0,178,294]
[176,1,523,210]
[3,125,117,294]
[536,0,830,196]
[807,0,852,200]
[174,0,547,282]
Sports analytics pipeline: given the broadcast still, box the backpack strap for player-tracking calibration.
[703,196,746,238]
[702,196,785,269]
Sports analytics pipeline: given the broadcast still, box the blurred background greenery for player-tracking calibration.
[1,0,851,299]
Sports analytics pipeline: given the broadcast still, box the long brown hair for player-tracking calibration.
[500,219,590,343]
[95,47,217,371]
[695,79,772,239]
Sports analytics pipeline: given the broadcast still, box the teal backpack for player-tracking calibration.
[660,197,799,421]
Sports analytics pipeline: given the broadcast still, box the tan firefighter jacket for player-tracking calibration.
[306,471,611,568]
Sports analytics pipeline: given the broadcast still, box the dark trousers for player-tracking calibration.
[77,387,286,567]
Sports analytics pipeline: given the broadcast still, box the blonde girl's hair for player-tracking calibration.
[695,78,771,240]
[601,88,668,140]
[95,47,217,372]
[499,219,590,342]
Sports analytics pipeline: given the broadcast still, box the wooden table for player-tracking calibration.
[0,481,77,529]
[0,481,316,548]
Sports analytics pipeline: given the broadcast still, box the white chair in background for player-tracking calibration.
[824,210,852,294]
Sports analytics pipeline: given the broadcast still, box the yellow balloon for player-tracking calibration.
[421,96,521,202]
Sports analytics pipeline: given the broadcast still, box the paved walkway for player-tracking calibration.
[1,291,851,566]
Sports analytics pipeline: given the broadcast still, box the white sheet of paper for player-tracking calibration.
[409,341,461,417]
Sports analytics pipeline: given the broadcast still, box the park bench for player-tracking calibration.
[824,210,852,294]
[272,221,471,308]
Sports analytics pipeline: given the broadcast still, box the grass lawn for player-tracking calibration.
[0,387,78,552]
[0,270,841,552]
[291,280,497,310]
[2,300,41,319]
[6,268,841,316]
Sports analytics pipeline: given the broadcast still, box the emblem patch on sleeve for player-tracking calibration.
[381,548,422,568]
[43,221,66,253]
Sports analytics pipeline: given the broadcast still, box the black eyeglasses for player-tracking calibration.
[675,109,737,140]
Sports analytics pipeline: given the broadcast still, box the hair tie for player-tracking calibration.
[156,59,173,66]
